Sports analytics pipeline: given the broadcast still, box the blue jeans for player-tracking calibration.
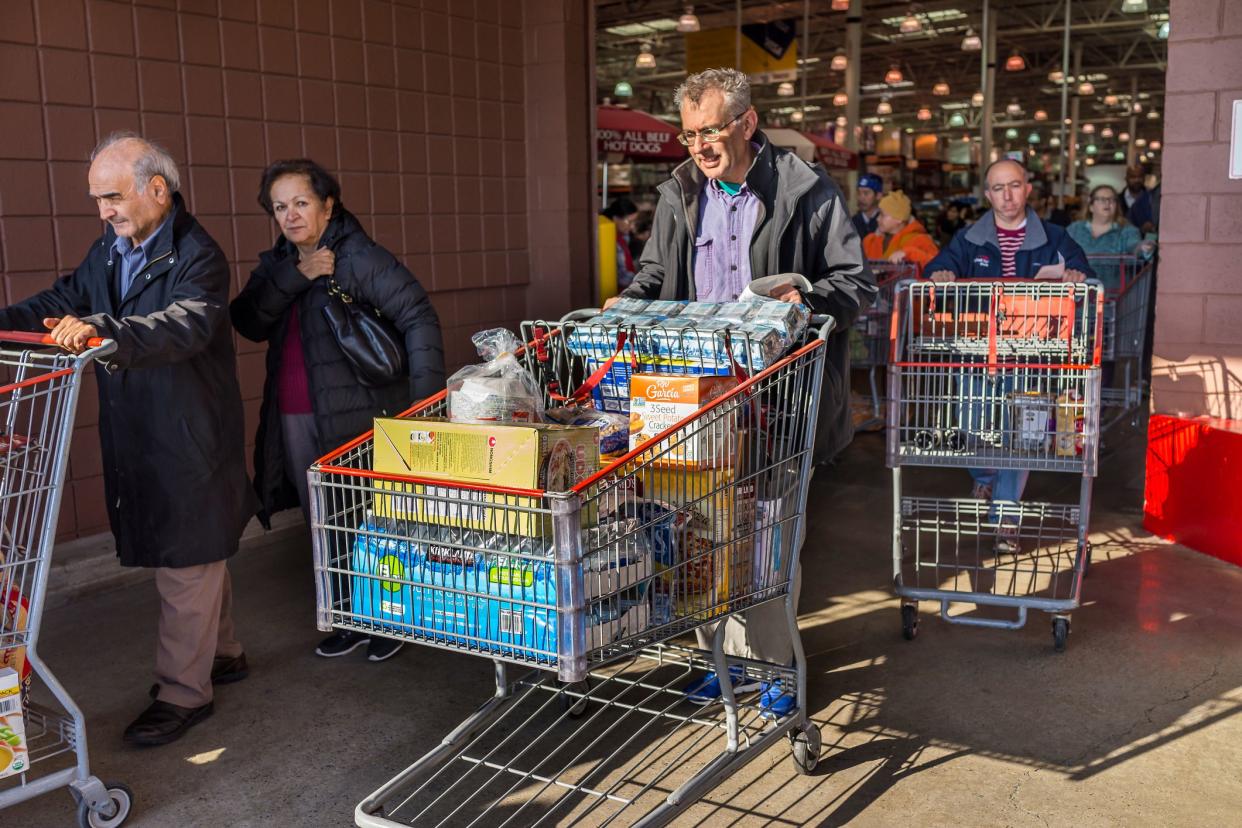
[968,467,1030,526]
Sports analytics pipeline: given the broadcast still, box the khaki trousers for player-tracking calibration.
[695,563,801,665]
[154,560,242,708]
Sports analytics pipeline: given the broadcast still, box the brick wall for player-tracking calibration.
[1151,0,1242,418]
[0,0,593,540]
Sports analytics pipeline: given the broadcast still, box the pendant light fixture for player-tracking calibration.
[1103,93,1119,107]
[1048,70,1065,83]
[876,97,892,116]
[933,81,950,96]
[1119,131,1130,142]
[777,81,795,97]
[1005,128,1019,140]
[1132,101,1143,113]
[612,81,633,98]
[949,112,966,127]
[900,14,922,34]
[1146,109,1160,120]
[884,65,904,85]
[871,123,885,133]
[1077,80,1095,95]
[1049,135,1062,147]
[635,43,656,69]
[917,107,932,121]
[1149,139,1161,150]
[1006,100,1022,117]
[971,91,985,107]
[830,52,848,71]
[1120,0,1148,13]
[961,28,982,51]
[832,0,850,11]
[676,6,701,33]
[1034,109,1048,121]
[833,90,849,107]
[1005,50,1026,72]
[790,110,804,123]
[836,115,848,127]
[1101,126,1114,138]
[1082,123,1096,134]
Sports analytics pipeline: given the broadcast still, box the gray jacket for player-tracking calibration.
[622,132,876,462]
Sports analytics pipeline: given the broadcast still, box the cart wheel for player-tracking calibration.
[76,782,133,828]
[942,428,967,452]
[901,604,919,641]
[1052,617,1070,653]
[561,679,590,719]
[790,725,821,775]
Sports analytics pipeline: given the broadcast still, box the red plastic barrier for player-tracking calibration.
[1143,414,1242,567]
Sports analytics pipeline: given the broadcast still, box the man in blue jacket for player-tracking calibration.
[924,158,1093,552]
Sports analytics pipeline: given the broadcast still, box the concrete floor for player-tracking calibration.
[5,416,1242,827]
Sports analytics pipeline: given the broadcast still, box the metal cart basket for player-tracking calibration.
[1087,254,1154,424]
[0,333,133,827]
[852,260,921,427]
[885,281,1103,650]
[311,310,832,826]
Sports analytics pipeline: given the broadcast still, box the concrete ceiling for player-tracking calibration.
[595,0,1169,141]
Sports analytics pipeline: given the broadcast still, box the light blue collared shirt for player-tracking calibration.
[112,213,171,299]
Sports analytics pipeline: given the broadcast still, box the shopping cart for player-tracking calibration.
[1087,254,1155,425]
[310,309,833,826]
[852,260,922,427]
[0,332,133,827]
[885,281,1103,651]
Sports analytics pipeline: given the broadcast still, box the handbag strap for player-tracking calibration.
[327,278,385,320]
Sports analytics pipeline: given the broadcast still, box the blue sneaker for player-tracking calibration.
[682,666,762,705]
[759,679,796,719]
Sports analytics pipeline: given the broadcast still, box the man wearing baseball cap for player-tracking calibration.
[852,173,883,240]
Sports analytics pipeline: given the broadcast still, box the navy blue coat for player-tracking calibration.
[925,208,1094,279]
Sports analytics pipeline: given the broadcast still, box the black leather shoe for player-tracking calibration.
[123,699,213,747]
[211,652,249,685]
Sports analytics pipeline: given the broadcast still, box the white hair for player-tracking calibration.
[91,131,181,193]
[674,68,751,114]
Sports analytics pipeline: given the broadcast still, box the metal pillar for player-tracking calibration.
[1068,43,1082,201]
[979,0,995,198]
[800,0,810,121]
[1126,75,1139,166]
[1058,0,1071,208]
[845,0,862,204]
[735,0,742,70]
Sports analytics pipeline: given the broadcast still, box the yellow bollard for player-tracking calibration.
[597,215,617,304]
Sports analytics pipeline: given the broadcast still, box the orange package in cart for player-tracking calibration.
[627,374,738,469]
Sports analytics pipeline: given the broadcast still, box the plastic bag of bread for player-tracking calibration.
[447,328,544,423]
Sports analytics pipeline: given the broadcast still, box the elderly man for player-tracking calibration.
[924,158,1093,551]
[0,133,255,746]
[607,68,874,717]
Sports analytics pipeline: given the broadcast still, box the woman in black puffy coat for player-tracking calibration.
[230,159,444,662]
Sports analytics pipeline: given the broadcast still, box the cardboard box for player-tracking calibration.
[372,419,600,536]
[637,446,756,619]
[0,667,28,779]
[628,374,738,469]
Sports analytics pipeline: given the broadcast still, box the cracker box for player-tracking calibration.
[0,667,28,779]
[628,374,739,469]
[372,419,599,536]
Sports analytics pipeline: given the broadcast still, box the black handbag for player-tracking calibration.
[321,278,407,387]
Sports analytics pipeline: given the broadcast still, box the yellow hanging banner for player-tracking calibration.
[685,21,798,85]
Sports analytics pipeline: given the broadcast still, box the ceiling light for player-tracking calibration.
[1049,135,1062,147]
[1034,109,1048,121]
[1157,21,1170,39]
[1132,102,1143,113]
[1077,80,1095,95]
[832,0,850,10]
[676,6,701,33]
[872,123,885,133]
[892,129,902,140]
[1048,70,1065,83]
[1085,157,1096,166]
[1086,143,1097,155]
[1005,50,1026,72]
[1114,151,1125,161]
[1028,132,1041,144]
[1119,131,1130,142]
[1120,0,1148,12]
[948,112,966,127]
[1135,137,1147,147]
[790,110,804,123]
[1139,153,1149,162]
[971,91,984,107]
[1006,100,1022,116]
[836,115,848,127]
[1082,123,1096,133]
[1064,117,1073,125]
[1101,126,1115,138]
[777,81,795,97]
[933,81,950,96]
[635,43,656,69]
[1103,93,1119,106]
[876,98,893,116]
[900,14,922,34]
[1150,139,1161,150]
[612,81,633,98]
[831,52,848,71]
[962,135,971,143]
[917,107,933,121]
[833,90,849,107]
[961,28,982,51]
[884,65,904,85]
[1005,127,1019,139]
[1147,109,1160,120]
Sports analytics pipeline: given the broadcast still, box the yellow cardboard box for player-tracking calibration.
[628,374,738,469]
[0,668,28,779]
[372,418,600,536]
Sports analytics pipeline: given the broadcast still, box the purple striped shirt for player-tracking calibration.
[693,179,761,302]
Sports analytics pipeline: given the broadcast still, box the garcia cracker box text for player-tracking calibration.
[628,374,738,469]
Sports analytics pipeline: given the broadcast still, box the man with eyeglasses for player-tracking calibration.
[923,158,1094,553]
[606,67,874,718]
[0,132,256,747]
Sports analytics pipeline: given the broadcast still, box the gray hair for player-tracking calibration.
[673,68,751,114]
[91,131,181,193]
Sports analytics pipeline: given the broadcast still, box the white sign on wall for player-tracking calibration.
[1231,100,1242,179]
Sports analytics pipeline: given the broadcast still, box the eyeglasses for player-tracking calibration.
[1091,196,1117,204]
[676,110,748,146]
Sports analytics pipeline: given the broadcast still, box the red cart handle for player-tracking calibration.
[0,330,108,349]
